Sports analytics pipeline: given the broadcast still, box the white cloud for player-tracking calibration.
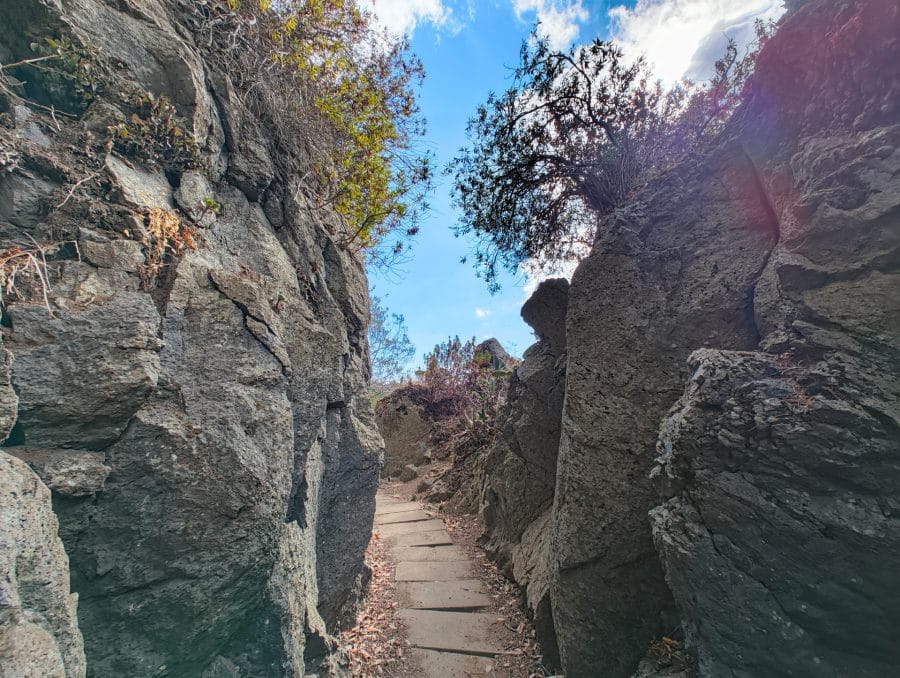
[514,0,588,50]
[608,0,785,85]
[362,0,454,36]
[475,307,491,318]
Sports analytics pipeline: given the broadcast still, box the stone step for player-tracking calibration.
[397,579,490,610]
[374,509,431,525]
[409,648,499,678]
[375,502,422,516]
[378,519,445,537]
[374,503,422,515]
[375,493,407,504]
[395,560,473,581]
[398,610,504,656]
[391,546,468,562]
[387,530,454,547]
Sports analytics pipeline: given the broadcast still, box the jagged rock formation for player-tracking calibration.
[647,0,900,673]
[0,341,86,678]
[481,1,900,676]
[474,337,515,370]
[480,278,568,669]
[0,0,381,675]
[553,135,778,677]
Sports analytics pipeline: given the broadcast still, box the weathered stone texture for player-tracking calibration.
[480,278,568,667]
[552,140,778,677]
[0,0,382,675]
[0,452,86,678]
[544,1,900,677]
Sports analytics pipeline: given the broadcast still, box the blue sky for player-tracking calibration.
[365,0,784,368]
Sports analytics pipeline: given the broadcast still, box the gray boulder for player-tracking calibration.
[375,390,434,477]
[652,347,900,676]
[0,452,86,678]
[399,464,419,482]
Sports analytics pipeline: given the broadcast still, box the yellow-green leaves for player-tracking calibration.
[246,0,430,264]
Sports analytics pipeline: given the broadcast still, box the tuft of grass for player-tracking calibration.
[201,196,221,214]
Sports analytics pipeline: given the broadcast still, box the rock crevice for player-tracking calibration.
[481,2,900,676]
[0,0,383,675]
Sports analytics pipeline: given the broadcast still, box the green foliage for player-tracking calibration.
[449,22,774,291]
[0,36,99,114]
[369,294,415,385]
[202,196,222,214]
[189,0,432,268]
[25,36,99,111]
[109,93,201,170]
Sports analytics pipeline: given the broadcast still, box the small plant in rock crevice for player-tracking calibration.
[138,207,198,288]
[0,36,100,116]
[110,93,201,171]
[201,196,222,214]
[26,37,101,109]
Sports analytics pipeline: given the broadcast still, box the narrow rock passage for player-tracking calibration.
[374,491,508,677]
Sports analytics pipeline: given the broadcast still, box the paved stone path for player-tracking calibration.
[374,492,507,677]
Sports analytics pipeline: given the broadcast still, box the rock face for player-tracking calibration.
[2,339,86,678]
[0,453,86,678]
[480,278,568,667]
[480,2,900,676]
[550,1,898,676]
[648,1,900,673]
[553,136,778,678]
[375,391,435,477]
[0,0,381,675]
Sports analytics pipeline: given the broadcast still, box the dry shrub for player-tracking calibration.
[139,207,198,287]
[0,240,77,316]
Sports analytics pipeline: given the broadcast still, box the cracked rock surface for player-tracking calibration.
[0,0,382,675]
[480,2,900,676]
[481,278,569,669]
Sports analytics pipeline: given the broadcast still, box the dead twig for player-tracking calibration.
[55,172,99,209]
[0,55,60,72]
[0,238,78,317]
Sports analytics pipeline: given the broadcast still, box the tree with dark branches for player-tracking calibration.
[449,24,773,291]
